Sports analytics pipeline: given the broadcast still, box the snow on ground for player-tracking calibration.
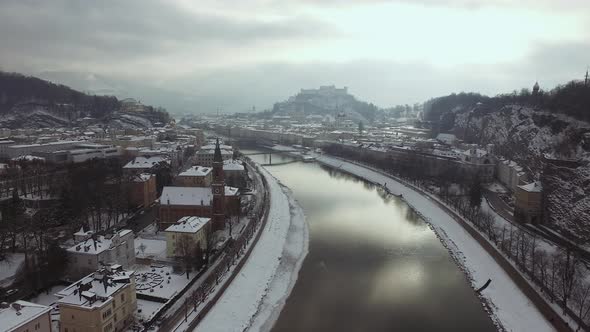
[194,166,309,332]
[133,264,189,300]
[248,184,308,331]
[486,182,509,194]
[28,285,68,307]
[0,253,25,287]
[136,298,164,322]
[135,238,167,260]
[316,154,555,332]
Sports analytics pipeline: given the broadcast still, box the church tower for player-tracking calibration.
[211,138,225,231]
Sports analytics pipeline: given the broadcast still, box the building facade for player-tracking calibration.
[67,230,135,279]
[57,267,137,332]
[128,173,157,208]
[175,166,213,187]
[514,181,543,224]
[164,216,210,257]
[157,186,239,229]
[0,301,52,332]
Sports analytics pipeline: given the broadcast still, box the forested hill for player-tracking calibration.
[424,80,590,131]
[424,80,590,241]
[0,71,170,128]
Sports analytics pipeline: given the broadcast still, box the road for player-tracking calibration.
[123,205,158,233]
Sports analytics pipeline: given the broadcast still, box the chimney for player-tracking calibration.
[103,274,109,293]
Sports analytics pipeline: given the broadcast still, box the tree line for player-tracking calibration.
[424,79,590,128]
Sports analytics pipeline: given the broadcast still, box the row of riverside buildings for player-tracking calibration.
[223,123,544,226]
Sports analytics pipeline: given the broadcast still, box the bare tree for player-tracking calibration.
[176,234,196,279]
[555,248,581,313]
[572,279,590,331]
[535,250,549,291]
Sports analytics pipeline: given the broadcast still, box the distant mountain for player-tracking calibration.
[271,85,379,123]
[0,71,169,129]
[37,70,203,116]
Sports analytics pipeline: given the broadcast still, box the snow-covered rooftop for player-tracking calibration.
[57,268,134,309]
[518,181,542,193]
[123,156,169,169]
[223,159,245,171]
[160,187,212,206]
[436,133,457,144]
[132,173,155,182]
[67,229,132,255]
[201,144,232,150]
[11,155,45,162]
[178,166,212,177]
[0,301,51,331]
[197,149,233,156]
[462,148,488,158]
[159,186,239,206]
[165,216,210,233]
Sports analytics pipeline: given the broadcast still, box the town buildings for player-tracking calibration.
[496,158,528,192]
[514,181,543,224]
[175,166,213,187]
[127,173,157,208]
[57,267,137,332]
[66,229,135,278]
[122,156,169,175]
[194,143,233,167]
[223,159,246,188]
[157,182,239,229]
[0,301,52,332]
[158,139,239,230]
[164,216,211,257]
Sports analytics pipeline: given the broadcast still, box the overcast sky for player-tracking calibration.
[0,0,588,113]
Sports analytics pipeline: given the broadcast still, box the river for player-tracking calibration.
[243,149,497,332]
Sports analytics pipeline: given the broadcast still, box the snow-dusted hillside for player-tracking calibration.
[455,105,590,172]
[0,102,74,128]
[453,104,590,240]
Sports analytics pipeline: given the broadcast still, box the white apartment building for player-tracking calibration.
[67,230,135,279]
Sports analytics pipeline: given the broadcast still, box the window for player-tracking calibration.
[113,298,116,307]
[121,293,125,302]
[102,309,112,319]
[88,259,92,265]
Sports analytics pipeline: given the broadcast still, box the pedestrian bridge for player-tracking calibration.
[242,149,301,156]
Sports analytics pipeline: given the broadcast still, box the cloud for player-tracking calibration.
[0,0,337,73]
[280,0,590,11]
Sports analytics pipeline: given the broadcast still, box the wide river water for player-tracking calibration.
[244,149,497,332]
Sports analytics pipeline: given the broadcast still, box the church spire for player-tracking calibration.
[585,67,589,87]
[214,138,222,163]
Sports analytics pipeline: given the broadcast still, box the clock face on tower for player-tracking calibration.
[214,187,221,194]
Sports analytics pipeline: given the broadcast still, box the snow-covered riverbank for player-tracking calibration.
[316,154,555,332]
[194,166,309,332]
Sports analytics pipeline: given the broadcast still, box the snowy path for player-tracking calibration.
[194,167,309,332]
[316,155,555,332]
